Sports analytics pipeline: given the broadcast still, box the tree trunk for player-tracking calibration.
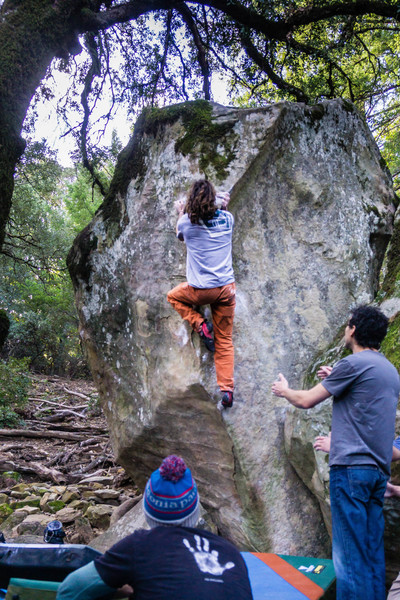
[0,309,10,349]
[0,0,84,248]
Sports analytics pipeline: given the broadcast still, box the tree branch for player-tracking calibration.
[239,29,309,103]
[208,45,250,92]
[282,1,399,29]
[151,10,173,104]
[71,0,400,52]
[77,0,178,32]
[0,248,53,281]
[171,38,189,101]
[175,2,211,100]
[179,0,399,39]
[287,34,356,102]
[80,33,107,196]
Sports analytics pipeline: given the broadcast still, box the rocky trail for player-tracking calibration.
[0,374,140,545]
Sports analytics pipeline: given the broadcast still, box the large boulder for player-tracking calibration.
[68,99,396,554]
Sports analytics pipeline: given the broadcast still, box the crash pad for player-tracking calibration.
[5,577,59,600]
[241,552,335,599]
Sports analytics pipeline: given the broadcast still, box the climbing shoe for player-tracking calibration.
[199,321,215,352]
[221,391,233,408]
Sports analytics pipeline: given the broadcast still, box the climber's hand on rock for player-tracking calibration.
[218,192,230,209]
[174,198,185,215]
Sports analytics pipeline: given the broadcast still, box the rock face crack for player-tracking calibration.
[68,99,396,555]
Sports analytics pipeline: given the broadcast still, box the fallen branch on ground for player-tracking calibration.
[0,443,28,452]
[78,455,114,473]
[0,454,70,483]
[63,386,94,401]
[40,409,87,420]
[80,438,102,447]
[77,468,109,482]
[0,429,88,441]
[22,421,108,434]
[47,447,81,467]
[35,399,87,410]
[28,396,66,403]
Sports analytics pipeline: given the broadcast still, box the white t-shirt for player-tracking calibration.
[177,210,234,289]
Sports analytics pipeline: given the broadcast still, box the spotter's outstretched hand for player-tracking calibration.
[317,365,333,379]
[314,435,331,453]
[271,373,289,397]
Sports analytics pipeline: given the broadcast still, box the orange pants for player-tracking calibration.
[167,282,236,392]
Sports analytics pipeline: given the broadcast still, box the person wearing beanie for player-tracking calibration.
[57,455,253,600]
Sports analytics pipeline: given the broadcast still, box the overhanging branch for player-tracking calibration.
[175,2,210,100]
[80,33,107,197]
[239,29,309,103]
[150,10,173,103]
[287,35,355,102]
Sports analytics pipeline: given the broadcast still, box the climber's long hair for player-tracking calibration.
[185,179,216,224]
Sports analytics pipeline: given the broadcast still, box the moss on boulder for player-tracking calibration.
[381,217,400,298]
[144,100,237,179]
[47,500,66,513]
[380,311,400,371]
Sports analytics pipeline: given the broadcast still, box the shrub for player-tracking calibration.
[3,311,90,378]
[0,357,30,427]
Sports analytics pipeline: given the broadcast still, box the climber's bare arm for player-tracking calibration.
[174,198,185,237]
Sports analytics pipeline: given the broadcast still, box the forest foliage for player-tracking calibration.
[0,139,120,376]
[3,0,400,383]
[0,357,30,427]
[25,1,400,190]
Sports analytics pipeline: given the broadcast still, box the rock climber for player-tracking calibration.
[167,179,236,408]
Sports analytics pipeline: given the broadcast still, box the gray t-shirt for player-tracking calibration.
[177,211,234,289]
[322,350,400,476]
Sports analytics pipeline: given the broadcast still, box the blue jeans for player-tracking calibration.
[329,466,388,600]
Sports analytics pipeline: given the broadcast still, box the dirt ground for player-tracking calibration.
[0,373,139,542]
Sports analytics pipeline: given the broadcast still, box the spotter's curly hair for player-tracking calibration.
[185,180,216,224]
[348,304,388,349]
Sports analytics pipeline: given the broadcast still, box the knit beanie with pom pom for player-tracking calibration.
[143,455,200,528]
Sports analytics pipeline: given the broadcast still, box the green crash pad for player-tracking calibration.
[241,553,336,599]
[4,577,130,600]
[5,577,60,600]
[278,554,335,591]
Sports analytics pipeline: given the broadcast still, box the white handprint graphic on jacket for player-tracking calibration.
[183,535,235,576]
